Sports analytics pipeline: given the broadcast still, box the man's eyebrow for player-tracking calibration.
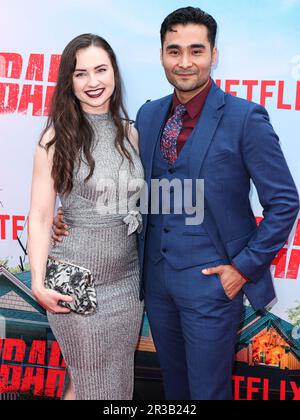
[74,64,108,72]
[166,43,206,50]
[190,44,206,49]
[166,44,181,50]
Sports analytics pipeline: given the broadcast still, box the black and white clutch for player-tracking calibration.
[45,256,97,315]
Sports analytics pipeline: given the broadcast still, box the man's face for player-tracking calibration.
[161,24,217,97]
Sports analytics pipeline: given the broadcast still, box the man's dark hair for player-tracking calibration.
[160,7,217,49]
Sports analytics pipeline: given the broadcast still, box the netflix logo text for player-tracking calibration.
[215,79,300,111]
[233,376,300,401]
[0,215,26,241]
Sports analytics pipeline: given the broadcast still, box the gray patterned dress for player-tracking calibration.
[47,112,145,400]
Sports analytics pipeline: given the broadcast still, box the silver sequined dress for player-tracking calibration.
[47,113,145,400]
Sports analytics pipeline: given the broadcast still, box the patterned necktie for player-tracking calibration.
[161,104,187,165]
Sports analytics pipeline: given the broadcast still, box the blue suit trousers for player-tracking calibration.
[144,257,244,400]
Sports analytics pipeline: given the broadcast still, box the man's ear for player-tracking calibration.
[160,48,163,66]
[212,47,218,66]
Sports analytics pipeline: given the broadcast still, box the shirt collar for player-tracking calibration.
[172,78,213,119]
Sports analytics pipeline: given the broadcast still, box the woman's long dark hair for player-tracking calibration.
[40,34,132,196]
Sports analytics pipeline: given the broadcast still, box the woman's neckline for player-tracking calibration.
[84,111,111,121]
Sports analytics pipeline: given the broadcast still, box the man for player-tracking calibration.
[52,7,299,400]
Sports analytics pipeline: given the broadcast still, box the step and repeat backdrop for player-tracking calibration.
[0,0,300,400]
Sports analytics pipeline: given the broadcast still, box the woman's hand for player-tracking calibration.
[33,287,73,314]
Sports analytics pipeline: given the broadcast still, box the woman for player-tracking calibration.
[28,34,145,400]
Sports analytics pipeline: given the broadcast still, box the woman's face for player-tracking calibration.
[73,45,115,115]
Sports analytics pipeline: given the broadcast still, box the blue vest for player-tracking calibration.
[145,133,222,270]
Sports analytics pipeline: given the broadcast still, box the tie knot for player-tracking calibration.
[174,104,186,117]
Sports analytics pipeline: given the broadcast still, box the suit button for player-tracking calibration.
[162,248,168,253]
[140,236,144,241]
[164,228,170,233]
[168,168,175,174]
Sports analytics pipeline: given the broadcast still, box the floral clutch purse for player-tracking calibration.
[45,256,97,315]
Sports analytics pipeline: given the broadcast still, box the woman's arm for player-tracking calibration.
[28,128,72,313]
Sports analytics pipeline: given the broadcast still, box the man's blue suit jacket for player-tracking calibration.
[135,81,299,310]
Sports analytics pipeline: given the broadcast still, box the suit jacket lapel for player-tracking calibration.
[188,82,225,180]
